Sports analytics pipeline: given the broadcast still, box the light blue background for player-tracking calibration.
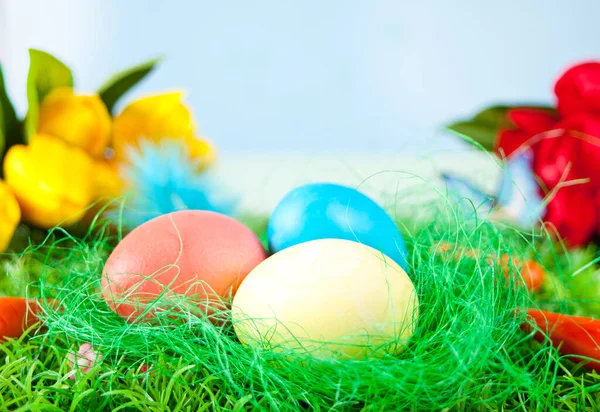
[2,0,600,153]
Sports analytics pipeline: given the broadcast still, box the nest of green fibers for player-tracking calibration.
[2,207,597,411]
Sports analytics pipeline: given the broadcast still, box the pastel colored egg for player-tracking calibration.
[102,210,268,322]
[232,238,419,359]
[267,183,409,270]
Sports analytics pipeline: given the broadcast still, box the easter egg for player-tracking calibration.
[232,238,419,359]
[102,210,268,321]
[267,183,408,270]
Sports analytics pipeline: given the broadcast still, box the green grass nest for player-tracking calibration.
[2,209,600,411]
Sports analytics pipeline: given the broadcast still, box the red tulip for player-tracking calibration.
[496,108,558,158]
[555,62,600,117]
[493,62,600,247]
[543,185,597,247]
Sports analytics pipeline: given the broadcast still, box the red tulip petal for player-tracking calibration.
[496,129,532,158]
[533,131,584,189]
[556,114,600,187]
[544,186,597,247]
[507,108,558,134]
[555,62,600,116]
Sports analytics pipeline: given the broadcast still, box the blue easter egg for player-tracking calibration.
[267,183,409,270]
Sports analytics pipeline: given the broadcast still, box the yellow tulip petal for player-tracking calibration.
[38,87,111,157]
[159,105,194,138]
[0,180,21,252]
[186,136,217,170]
[4,134,94,229]
[3,144,54,227]
[93,158,123,199]
[112,91,197,159]
[78,158,125,227]
[131,91,185,113]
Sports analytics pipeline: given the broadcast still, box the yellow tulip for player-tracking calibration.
[92,158,123,200]
[78,158,123,228]
[4,134,94,229]
[0,179,21,252]
[78,158,124,229]
[38,87,111,157]
[112,91,216,167]
[186,136,217,167]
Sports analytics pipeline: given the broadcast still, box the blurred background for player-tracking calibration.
[2,0,599,155]
[1,0,599,213]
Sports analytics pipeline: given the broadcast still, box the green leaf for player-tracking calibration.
[473,105,512,126]
[447,103,557,152]
[24,49,73,140]
[447,121,498,151]
[447,105,515,151]
[0,64,22,158]
[517,104,557,113]
[0,121,4,161]
[98,57,162,114]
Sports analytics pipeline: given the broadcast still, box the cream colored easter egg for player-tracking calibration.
[231,238,419,359]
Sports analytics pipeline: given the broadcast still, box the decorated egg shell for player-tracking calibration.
[267,183,408,270]
[232,238,419,359]
[101,210,267,322]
